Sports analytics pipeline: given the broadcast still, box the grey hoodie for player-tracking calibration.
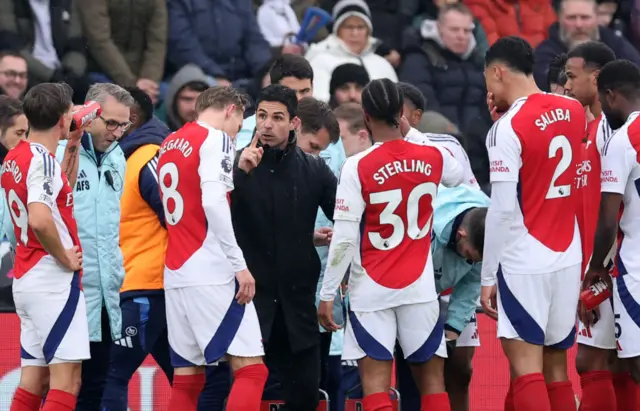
[164,64,212,130]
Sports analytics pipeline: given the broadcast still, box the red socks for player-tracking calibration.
[578,371,616,411]
[363,392,393,411]
[10,388,42,411]
[41,390,76,411]
[226,364,268,410]
[513,373,551,411]
[505,383,515,411]
[547,381,576,411]
[613,372,637,411]
[168,373,205,411]
[421,392,451,411]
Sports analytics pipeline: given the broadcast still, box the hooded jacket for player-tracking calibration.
[432,184,490,334]
[154,64,212,131]
[56,133,126,342]
[118,117,171,298]
[399,20,487,132]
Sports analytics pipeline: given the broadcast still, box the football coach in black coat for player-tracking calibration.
[230,84,338,411]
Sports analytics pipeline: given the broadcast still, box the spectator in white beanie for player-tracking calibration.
[305,0,398,103]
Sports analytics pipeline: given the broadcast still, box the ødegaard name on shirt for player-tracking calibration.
[535,108,571,132]
[160,138,193,158]
[2,160,22,183]
[373,159,433,185]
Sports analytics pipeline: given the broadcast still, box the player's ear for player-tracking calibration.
[357,129,369,142]
[225,104,236,119]
[457,227,468,239]
[291,116,301,132]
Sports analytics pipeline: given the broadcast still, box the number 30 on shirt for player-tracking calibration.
[368,182,437,251]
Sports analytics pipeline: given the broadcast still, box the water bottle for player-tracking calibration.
[580,279,612,311]
[70,101,101,131]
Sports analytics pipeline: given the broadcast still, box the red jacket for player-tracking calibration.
[463,0,556,48]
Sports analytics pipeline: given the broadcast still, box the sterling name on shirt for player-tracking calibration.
[535,108,571,131]
[373,159,433,185]
[160,137,193,158]
[2,160,23,183]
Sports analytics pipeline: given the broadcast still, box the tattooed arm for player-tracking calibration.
[59,129,83,189]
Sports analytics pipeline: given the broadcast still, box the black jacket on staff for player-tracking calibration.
[231,134,337,353]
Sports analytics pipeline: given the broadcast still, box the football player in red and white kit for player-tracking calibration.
[157,87,267,411]
[563,41,626,411]
[4,83,87,411]
[586,59,640,410]
[479,37,586,411]
[318,79,464,411]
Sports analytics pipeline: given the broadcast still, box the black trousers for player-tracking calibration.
[263,312,321,411]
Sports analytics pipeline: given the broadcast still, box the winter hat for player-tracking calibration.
[332,0,373,34]
[417,111,460,135]
[329,63,370,95]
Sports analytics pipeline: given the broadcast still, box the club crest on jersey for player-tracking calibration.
[221,156,232,173]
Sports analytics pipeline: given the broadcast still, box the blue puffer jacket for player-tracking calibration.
[315,139,347,333]
[56,133,126,342]
[399,20,487,132]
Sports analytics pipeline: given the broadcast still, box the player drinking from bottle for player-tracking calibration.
[479,36,586,411]
[157,86,268,411]
[5,83,87,411]
[585,59,640,410]
[318,78,464,411]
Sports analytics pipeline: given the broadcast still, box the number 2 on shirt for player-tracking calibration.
[546,135,573,200]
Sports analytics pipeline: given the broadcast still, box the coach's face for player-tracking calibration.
[599,89,626,130]
[456,230,482,262]
[256,101,297,150]
[88,95,131,152]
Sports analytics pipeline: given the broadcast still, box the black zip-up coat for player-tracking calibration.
[231,138,337,353]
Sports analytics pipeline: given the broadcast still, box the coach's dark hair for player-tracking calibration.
[269,54,314,85]
[297,97,340,144]
[547,53,568,89]
[362,79,404,128]
[485,36,534,76]
[0,95,23,137]
[465,207,488,258]
[398,82,426,112]
[124,86,154,124]
[597,60,640,99]
[22,82,73,131]
[567,41,616,71]
[195,86,248,115]
[256,84,298,119]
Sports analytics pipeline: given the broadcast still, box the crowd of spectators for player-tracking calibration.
[1,0,639,191]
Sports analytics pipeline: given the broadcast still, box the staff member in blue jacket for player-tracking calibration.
[395,184,489,411]
[56,83,133,411]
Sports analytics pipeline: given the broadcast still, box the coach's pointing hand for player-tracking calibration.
[481,284,498,321]
[238,132,264,173]
[62,245,82,272]
[235,269,256,304]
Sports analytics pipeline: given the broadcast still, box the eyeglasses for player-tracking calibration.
[100,116,131,132]
[0,70,28,80]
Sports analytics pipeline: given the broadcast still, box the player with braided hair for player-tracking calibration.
[318,78,464,411]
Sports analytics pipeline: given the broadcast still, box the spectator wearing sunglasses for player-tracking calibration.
[55,83,134,410]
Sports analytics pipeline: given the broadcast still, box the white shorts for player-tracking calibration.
[166,282,264,367]
[14,274,90,366]
[343,300,447,363]
[576,298,616,350]
[613,274,640,358]
[497,264,580,348]
[440,296,480,348]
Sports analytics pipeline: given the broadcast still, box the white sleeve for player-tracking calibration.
[26,153,62,209]
[486,121,522,183]
[481,181,518,286]
[437,145,464,187]
[320,219,359,302]
[405,127,426,144]
[333,157,366,222]
[198,132,235,189]
[600,130,635,194]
